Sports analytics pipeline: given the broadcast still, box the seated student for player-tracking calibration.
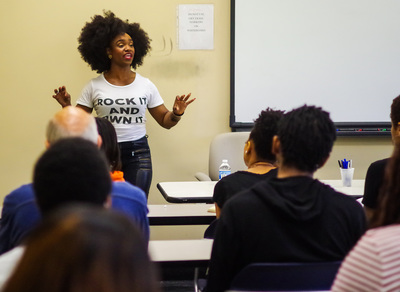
[0,107,99,255]
[96,117,125,181]
[0,138,112,288]
[363,95,400,222]
[0,107,149,256]
[332,143,400,291]
[95,117,149,241]
[212,108,283,218]
[2,205,159,292]
[205,105,366,292]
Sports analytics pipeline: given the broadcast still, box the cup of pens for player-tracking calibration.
[339,159,354,187]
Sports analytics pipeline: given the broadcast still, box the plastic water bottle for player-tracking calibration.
[219,159,231,180]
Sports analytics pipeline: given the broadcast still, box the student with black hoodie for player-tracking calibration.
[206,105,366,292]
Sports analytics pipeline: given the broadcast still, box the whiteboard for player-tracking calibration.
[231,0,400,134]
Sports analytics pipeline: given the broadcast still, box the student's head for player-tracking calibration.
[390,95,400,144]
[78,10,151,73]
[95,117,122,172]
[2,205,160,292]
[46,106,99,146]
[370,143,400,228]
[275,105,336,173]
[33,138,112,216]
[247,108,284,163]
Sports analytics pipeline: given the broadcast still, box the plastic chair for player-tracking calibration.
[195,132,249,181]
[229,261,342,291]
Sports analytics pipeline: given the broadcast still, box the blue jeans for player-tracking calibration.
[118,136,152,197]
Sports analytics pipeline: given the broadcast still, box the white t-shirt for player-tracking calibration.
[77,73,164,142]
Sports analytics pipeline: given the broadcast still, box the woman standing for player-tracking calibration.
[53,11,195,196]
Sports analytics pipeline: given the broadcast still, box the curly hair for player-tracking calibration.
[277,105,336,173]
[78,11,151,73]
[33,138,111,216]
[249,108,284,162]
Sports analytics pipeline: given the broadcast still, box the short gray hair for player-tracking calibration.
[46,110,98,145]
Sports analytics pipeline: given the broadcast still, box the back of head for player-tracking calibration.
[46,106,98,145]
[390,95,400,126]
[33,138,111,216]
[390,95,400,145]
[249,108,284,162]
[95,117,122,172]
[2,205,159,292]
[277,105,336,172]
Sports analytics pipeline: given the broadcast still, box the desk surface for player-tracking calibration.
[157,181,217,203]
[320,179,364,197]
[148,239,213,263]
[157,179,364,203]
[148,204,216,225]
[149,239,213,281]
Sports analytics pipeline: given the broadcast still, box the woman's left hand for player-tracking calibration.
[173,93,195,116]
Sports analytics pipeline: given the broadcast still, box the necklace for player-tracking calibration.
[248,162,274,169]
[247,162,275,174]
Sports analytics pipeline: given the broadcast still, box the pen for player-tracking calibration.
[339,159,353,169]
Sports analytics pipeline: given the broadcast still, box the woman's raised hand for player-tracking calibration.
[52,86,71,108]
[172,93,195,116]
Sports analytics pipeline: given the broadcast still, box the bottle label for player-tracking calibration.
[219,170,231,180]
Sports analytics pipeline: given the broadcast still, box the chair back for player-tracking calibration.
[208,132,249,181]
[230,261,341,291]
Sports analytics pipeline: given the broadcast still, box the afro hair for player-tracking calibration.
[78,11,151,73]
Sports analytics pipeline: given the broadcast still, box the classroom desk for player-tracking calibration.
[147,204,216,225]
[149,239,213,280]
[157,181,217,203]
[157,180,364,203]
[320,179,364,198]
[148,239,213,265]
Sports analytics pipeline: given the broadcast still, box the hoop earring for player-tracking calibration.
[108,54,112,59]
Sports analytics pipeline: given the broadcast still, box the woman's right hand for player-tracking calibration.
[52,86,71,107]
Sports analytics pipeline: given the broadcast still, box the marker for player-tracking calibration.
[336,128,390,132]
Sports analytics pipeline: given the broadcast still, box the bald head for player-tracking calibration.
[46,107,99,145]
